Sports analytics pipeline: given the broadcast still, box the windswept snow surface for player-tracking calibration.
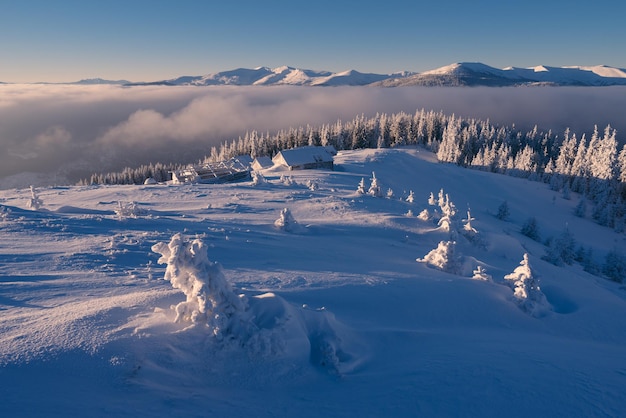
[1,148,626,417]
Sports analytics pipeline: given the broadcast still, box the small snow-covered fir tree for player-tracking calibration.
[356,178,366,195]
[386,188,394,199]
[504,253,549,316]
[574,198,587,218]
[417,240,460,274]
[406,190,415,203]
[151,233,247,337]
[368,172,382,197]
[27,185,43,210]
[496,200,510,220]
[463,209,477,234]
[428,192,436,206]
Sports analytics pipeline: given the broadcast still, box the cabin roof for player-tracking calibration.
[273,146,334,167]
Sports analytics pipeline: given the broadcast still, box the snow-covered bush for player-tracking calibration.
[417,209,430,221]
[274,208,301,233]
[251,171,267,186]
[306,179,318,191]
[367,172,382,197]
[151,233,247,337]
[472,265,492,281]
[115,201,146,219]
[417,240,460,274]
[280,174,294,186]
[27,185,43,210]
[386,188,394,199]
[405,209,414,217]
[0,206,11,222]
[504,253,550,316]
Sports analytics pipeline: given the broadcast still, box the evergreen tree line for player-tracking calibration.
[81,109,626,232]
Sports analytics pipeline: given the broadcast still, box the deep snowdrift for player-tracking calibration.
[1,147,625,417]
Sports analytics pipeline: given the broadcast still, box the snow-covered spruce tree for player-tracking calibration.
[520,217,541,241]
[504,253,549,316]
[496,200,510,221]
[151,233,247,337]
[417,240,460,274]
[274,208,300,233]
[27,185,43,210]
[406,190,415,203]
[574,197,587,218]
[368,172,382,197]
[436,191,458,235]
[542,227,577,266]
[602,249,626,283]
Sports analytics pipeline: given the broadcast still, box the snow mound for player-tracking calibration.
[150,233,360,374]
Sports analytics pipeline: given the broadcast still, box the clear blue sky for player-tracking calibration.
[1,0,624,83]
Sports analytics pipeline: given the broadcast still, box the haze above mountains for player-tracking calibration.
[8,62,626,87]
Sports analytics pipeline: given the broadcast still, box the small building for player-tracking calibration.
[232,154,253,168]
[272,146,334,171]
[171,158,251,184]
[251,156,274,171]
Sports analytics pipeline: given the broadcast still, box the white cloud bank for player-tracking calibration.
[1,84,624,187]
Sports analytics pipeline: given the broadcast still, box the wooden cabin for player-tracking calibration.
[171,158,251,184]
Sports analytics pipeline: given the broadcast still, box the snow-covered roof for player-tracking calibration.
[273,146,334,167]
[252,156,274,169]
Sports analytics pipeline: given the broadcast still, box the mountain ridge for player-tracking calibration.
[4,63,626,87]
[127,62,626,87]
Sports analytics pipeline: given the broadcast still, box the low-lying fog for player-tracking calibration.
[1,84,624,188]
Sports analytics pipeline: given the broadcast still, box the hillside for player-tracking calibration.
[1,147,625,417]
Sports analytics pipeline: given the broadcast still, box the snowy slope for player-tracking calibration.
[1,147,625,417]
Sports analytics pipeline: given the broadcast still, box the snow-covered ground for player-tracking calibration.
[1,147,625,417]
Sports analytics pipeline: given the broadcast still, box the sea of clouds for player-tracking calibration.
[1,84,624,188]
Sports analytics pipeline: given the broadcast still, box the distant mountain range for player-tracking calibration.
[124,66,415,87]
[125,63,626,87]
[4,63,626,87]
